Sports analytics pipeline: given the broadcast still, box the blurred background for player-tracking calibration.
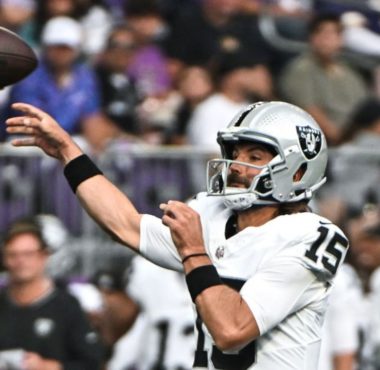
[1,1,380,369]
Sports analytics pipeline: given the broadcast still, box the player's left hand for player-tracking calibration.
[160,200,205,258]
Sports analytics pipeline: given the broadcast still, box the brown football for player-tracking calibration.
[0,27,38,88]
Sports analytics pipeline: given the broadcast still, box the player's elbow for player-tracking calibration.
[213,328,253,352]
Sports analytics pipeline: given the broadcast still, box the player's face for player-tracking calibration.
[2,233,48,284]
[227,142,274,188]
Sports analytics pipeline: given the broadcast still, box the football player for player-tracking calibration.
[108,255,195,370]
[6,101,349,370]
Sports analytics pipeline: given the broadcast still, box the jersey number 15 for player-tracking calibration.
[305,225,348,275]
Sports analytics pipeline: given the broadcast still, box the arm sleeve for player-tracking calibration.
[63,296,105,370]
[139,214,183,272]
[240,253,320,336]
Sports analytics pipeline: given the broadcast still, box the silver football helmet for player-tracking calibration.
[206,101,328,210]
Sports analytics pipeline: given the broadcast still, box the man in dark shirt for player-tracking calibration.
[166,0,273,67]
[0,217,103,370]
[95,24,140,137]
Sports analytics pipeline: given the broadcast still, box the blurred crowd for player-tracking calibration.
[0,0,380,369]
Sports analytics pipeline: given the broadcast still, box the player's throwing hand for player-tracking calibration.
[160,200,205,260]
[6,102,82,164]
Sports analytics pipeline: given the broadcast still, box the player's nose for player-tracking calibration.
[230,161,244,174]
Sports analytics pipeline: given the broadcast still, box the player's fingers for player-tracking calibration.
[11,102,46,120]
[162,203,197,226]
[162,214,176,228]
[6,125,38,135]
[11,137,37,147]
[160,205,178,221]
[6,116,40,128]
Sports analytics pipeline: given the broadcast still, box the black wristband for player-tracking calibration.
[182,253,209,264]
[186,265,222,302]
[64,154,103,193]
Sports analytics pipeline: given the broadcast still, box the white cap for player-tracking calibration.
[41,16,82,49]
[341,11,367,28]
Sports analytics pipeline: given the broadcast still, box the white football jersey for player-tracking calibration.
[139,193,349,370]
[318,264,361,370]
[126,256,196,370]
[361,267,380,370]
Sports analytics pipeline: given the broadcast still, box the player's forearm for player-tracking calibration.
[184,257,259,351]
[75,175,142,251]
[196,283,259,351]
[57,139,84,165]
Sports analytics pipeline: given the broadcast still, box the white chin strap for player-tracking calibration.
[222,180,327,210]
[223,193,257,210]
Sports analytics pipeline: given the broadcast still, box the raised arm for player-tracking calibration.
[6,103,141,251]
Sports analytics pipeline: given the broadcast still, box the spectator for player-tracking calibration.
[168,65,214,145]
[346,212,380,369]
[186,45,274,151]
[30,0,81,48]
[240,0,312,41]
[124,0,172,98]
[279,13,369,145]
[7,16,108,151]
[122,0,181,144]
[30,0,112,57]
[0,0,36,39]
[320,97,380,219]
[166,0,273,70]
[95,23,141,139]
[0,217,104,370]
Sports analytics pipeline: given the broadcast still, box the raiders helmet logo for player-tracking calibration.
[296,125,322,159]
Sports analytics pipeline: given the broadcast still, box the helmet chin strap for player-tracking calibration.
[223,192,278,211]
[222,178,327,211]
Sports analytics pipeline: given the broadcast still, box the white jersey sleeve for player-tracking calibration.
[139,214,183,272]
[138,193,214,272]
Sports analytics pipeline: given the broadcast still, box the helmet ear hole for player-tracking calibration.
[256,174,273,194]
[294,163,307,182]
